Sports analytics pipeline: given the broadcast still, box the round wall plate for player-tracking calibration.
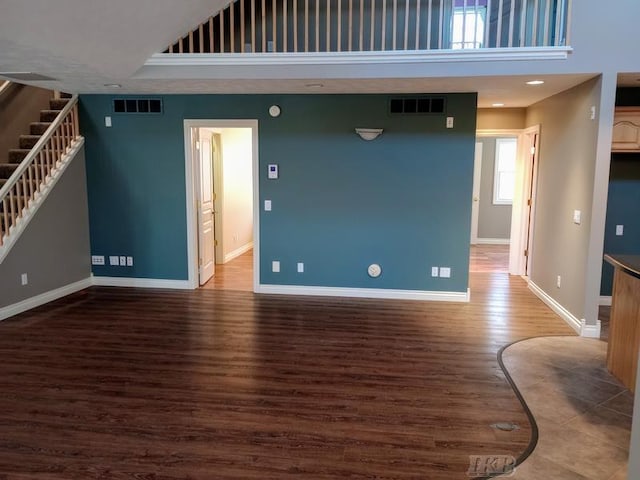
[269,105,281,117]
[367,264,382,278]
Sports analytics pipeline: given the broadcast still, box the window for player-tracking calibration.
[493,138,517,205]
[451,3,486,49]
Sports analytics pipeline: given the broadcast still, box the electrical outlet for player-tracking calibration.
[105,116,112,127]
[297,262,304,273]
[557,275,562,288]
[264,200,272,211]
[126,256,133,267]
[446,117,454,129]
[119,256,126,266]
[573,210,581,225]
[616,225,624,236]
[272,261,280,273]
[431,266,439,277]
[20,273,28,286]
[439,267,451,278]
[91,255,105,266]
[109,256,119,266]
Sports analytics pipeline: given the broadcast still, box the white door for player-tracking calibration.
[470,142,483,244]
[196,130,215,285]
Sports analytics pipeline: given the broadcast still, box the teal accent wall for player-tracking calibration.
[80,93,477,292]
[601,155,640,296]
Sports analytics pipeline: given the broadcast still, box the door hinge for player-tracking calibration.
[530,146,536,155]
[214,240,218,247]
[527,198,532,206]
[524,249,529,257]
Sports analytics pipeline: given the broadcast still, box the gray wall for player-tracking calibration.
[0,146,91,308]
[477,137,513,240]
[525,77,602,321]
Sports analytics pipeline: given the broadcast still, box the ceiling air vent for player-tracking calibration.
[113,98,163,114]
[389,97,446,115]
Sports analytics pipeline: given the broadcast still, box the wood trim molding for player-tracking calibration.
[223,242,254,263]
[91,276,193,289]
[476,238,510,245]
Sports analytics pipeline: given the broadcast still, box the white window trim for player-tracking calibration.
[493,137,517,205]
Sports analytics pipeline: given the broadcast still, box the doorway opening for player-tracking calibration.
[472,127,540,277]
[184,120,259,292]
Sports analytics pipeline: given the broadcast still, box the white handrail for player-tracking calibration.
[0,96,78,202]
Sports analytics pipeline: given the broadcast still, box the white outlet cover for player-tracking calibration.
[616,225,624,236]
[119,256,126,266]
[105,116,112,127]
[446,117,454,128]
[264,200,272,211]
[126,256,133,266]
[21,273,28,286]
[91,255,105,265]
[109,256,119,266]
[431,266,439,277]
[573,210,581,225]
[297,262,304,273]
[272,261,280,273]
[439,267,451,278]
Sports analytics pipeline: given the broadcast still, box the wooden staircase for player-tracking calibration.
[0,92,81,255]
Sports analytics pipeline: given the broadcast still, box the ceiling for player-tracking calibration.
[0,1,626,107]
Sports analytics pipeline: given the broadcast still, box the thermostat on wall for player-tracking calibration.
[268,164,279,179]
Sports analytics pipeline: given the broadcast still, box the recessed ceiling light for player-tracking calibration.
[305,83,324,88]
[104,83,122,88]
[526,80,545,85]
[492,103,505,107]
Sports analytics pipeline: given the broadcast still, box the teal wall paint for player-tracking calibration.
[601,155,640,296]
[80,93,477,292]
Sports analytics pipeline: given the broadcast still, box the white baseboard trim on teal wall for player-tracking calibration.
[599,296,612,306]
[256,284,470,302]
[0,277,92,321]
[92,276,193,289]
[475,238,510,245]
[528,280,581,334]
[223,242,253,264]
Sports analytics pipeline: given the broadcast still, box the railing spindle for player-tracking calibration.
[336,0,342,52]
[392,0,397,50]
[241,0,246,52]
[565,0,572,45]
[370,0,376,50]
[251,0,256,52]
[273,0,277,51]
[210,17,215,53]
[543,0,551,46]
[316,0,320,51]
[438,0,444,49]
[262,0,267,52]
[532,0,539,46]
[220,6,225,52]
[427,0,432,50]
[497,0,504,47]
[508,0,515,47]
[305,0,310,52]
[462,0,467,48]
[344,0,349,52]
[519,0,526,47]
[359,0,364,50]
[230,2,236,52]
[198,23,204,53]
[415,0,421,50]
[485,0,492,47]
[293,0,298,52]
[326,0,331,52]
[381,0,387,50]
[283,0,288,52]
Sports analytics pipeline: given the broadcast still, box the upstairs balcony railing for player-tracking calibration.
[164,0,570,55]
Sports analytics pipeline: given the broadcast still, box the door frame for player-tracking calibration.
[183,119,260,291]
[470,141,483,244]
[510,125,541,278]
[476,128,533,276]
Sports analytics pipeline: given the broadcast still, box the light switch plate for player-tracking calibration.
[119,256,126,266]
[126,256,134,266]
[573,210,581,225]
[264,200,272,211]
[297,262,304,273]
[272,261,280,273]
[616,225,624,236]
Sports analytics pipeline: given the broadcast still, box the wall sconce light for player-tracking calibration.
[355,128,384,141]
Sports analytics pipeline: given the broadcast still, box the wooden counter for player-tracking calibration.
[604,254,640,392]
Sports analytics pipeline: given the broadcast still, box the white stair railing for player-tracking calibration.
[165,0,570,54]
[0,96,81,248]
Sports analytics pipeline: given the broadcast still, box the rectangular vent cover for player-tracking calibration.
[389,97,446,115]
[113,98,163,114]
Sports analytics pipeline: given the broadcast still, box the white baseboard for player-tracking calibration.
[256,284,470,302]
[0,138,85,265]
[580,319,602,338]
[223,242,253,263]
[92,276,193,289]
[599,296,612,306]
[475,238,511,245]
[0,277,92,321]
[528,281,581,334]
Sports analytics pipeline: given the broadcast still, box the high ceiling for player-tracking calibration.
[0,1,627,107]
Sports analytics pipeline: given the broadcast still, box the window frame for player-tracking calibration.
[493,137,518,206]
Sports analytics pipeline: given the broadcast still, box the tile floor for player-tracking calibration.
[500,336,632,479]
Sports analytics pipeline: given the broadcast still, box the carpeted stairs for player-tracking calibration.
[0,93,71,234]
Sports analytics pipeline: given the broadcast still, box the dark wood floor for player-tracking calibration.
[0,273,574,479]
